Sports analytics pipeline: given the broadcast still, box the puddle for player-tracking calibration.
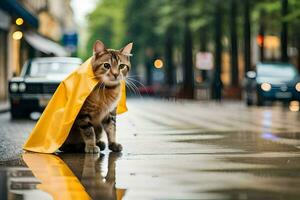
[176,131,300,153]
[0,152,126,200]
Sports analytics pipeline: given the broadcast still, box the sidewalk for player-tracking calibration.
[0,101,9,113]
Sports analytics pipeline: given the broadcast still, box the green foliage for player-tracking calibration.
[81,0,128,60]
[81,0,300,62]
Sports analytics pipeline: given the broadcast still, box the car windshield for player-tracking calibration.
[29,62,79,77]
[257,64,297,79]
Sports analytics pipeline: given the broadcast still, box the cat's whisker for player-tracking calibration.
[126,75,142,79]
[130,81,143,98]
[126,77,146,97]
[126,77,148,96]
[125,79,142,98]
[125,80,136,94]
[125,80,137,95]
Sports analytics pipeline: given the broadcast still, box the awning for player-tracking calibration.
[0,0,38,28]
[24,31,68,57]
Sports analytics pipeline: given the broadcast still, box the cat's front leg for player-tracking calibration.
[79,124,100,153]
[102,109,123,152]
[95,126,106,151]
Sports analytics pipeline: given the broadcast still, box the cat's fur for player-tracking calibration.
[60,40,132,153]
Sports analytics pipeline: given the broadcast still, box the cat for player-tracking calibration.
[60,40,132,153]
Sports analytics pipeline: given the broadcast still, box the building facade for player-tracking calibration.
[0,0,77,100]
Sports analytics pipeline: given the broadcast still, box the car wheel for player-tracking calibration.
[256,93,264,106]
[246,98,253,106]
[244,90,254,106]
[10,109,25,119]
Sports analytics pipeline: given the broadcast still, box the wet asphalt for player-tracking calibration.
[0,99,300,200]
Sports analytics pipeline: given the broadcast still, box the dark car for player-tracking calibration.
[244,63,300,106]
[9,57,82,119]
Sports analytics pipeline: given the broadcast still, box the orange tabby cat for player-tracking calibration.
[60,40,132,153]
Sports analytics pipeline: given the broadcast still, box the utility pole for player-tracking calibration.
[211,0,222,100]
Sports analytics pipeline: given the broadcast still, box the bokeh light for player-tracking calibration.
[296,82,300,92]
[289,101,300,112]
[12,31,23,40]
[261,83,271,91]
[15,18,24,26]
[154,59,163,69]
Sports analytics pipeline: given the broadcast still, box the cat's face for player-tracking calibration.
[91,40,133,87]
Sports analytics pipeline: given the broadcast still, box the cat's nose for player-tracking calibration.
[110,69,119,79]
[112,72,119,79]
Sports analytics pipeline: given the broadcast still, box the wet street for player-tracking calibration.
[1,99,300,200]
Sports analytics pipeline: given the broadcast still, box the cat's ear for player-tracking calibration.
[120,42,133,56]
[93,40,106,54]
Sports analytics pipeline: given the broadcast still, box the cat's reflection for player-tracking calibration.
[59,152,125,200]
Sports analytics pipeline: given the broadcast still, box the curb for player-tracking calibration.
[0,107,9,114]
[0,103,10,114]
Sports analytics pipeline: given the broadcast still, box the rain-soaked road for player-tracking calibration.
[1,99,300,200]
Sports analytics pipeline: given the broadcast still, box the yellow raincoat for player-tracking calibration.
[23,153,126,200]
[23,153,92,200]
[23,58,127,153]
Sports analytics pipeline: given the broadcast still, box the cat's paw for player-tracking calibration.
[85,145,100,153]
[109,143,123,152]
[96,141,106,151]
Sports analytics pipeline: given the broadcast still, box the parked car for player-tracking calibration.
[9,57,82,119]
[244,62,300,106]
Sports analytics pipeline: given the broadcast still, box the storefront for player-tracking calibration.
[0,9,10,100]
[0,0,68,102]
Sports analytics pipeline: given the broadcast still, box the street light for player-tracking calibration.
[16,18,24,26]
[154,59,163,69]
[12,31,23,40]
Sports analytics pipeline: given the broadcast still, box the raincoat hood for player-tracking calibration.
[23,57,127,153]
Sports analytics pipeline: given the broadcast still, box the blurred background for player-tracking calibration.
[1,1,300,199]
[0,0,300,113]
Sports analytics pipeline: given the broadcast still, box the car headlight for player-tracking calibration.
[296,82,300,92]
[19,83,26,92]
[261,82,271,91]
[10,83,19,92]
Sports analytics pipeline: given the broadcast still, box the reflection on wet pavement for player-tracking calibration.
[1,100,300,199]
[60,153,125,200]
[0,153,125,200]
[23,153,91,200]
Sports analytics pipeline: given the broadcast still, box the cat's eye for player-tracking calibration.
[119,64,127,70]
[103,63,111,69]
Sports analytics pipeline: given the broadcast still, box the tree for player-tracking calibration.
[244,0,251,73]
[281,0,289,62]
[258,9,266,62]
[165,26,175,86]
[212,0,223,100]
[125,0,162,85]
[182,0,194,98]
[83,0,127,60]
[230,0,239,87]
